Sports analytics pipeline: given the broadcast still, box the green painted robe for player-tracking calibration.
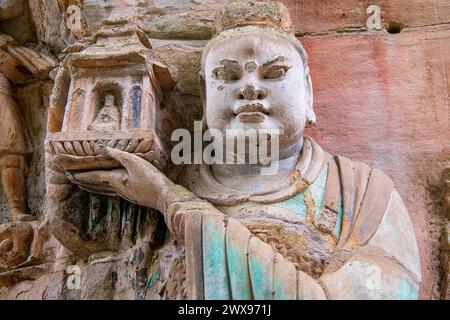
[168,136,421,300]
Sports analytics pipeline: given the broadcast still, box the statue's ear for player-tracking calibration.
[304,66,316,127]
[199,71,208,131]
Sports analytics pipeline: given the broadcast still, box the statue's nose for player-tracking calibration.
[236,83,267,100]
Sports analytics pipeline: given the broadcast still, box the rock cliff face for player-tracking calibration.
[0,0,448,300]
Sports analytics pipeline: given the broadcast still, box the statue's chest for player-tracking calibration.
[217,166,344,278]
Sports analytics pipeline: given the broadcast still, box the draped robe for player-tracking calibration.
[166,136,421,299]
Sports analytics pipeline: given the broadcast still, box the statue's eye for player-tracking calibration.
[262,65,290,80]
[212,66,242,82]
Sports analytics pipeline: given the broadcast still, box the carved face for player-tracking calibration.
[203,30,313,150]
[99,107,117,124]
[89,98,120,132]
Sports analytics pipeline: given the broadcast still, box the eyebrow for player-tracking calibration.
[262,55,285,67]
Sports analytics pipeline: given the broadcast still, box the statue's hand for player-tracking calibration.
[65,143,183,212]
[47,142,197,254]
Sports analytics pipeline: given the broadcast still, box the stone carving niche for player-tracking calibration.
[45,20,174,273]
[48,21,169,171]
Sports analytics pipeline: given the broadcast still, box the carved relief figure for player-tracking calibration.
[54,2,421,299]
[0,72,32,222]
[44,20,177,298]
[88,94,120,132]
[0,34,58,288]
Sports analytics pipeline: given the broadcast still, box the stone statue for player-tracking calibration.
[55,2,421,299]
[0,71,40,280]
[0,34,58,288]
[0,71,33,222]
[43,20,177,299]
[88,94,121,132]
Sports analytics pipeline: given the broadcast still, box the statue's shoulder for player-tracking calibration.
[331,153,421,281]
[331,153,395,207]
[309,136,405,247]
[332,153,416,246]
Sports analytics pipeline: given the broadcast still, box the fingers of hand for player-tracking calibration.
[76,183,119,197]
[67,170,115,186]
[51,154,92,171]
[60,168,128,197]
[68,171,117,196]
[97,144,155,176]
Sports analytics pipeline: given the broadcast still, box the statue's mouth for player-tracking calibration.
[234,103,269,123]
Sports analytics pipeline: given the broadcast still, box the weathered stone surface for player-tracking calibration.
[321,254,419,299]
[442,170,450,300]
[302,25,449,299]
[0,0,25,21]
[444,169,450,218]
[0,222,33,270]
[0,0,35,44]
[370,190,422,281]
[154,44,203,96]
[136,4,219,40]
[0,218,58,288]
[441,223,450,300]
[28,0,65,51]
[72,0,450,41]
[5,274,51,299]
[8,81,52,222]
[280,0,450,35]
[7,0,449,54]
[61,0,226,42]
[215,1,293,34]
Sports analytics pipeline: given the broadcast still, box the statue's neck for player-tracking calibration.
[210,139,303,194]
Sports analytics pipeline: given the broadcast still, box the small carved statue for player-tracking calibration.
[54,2,422,299]
[0,72,33,222]
[88,94,120,132]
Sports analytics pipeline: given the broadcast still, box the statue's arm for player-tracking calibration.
[318,189,421,299]
[165,199,327,300]
[61,146,421,300]
[166,188,421,300]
